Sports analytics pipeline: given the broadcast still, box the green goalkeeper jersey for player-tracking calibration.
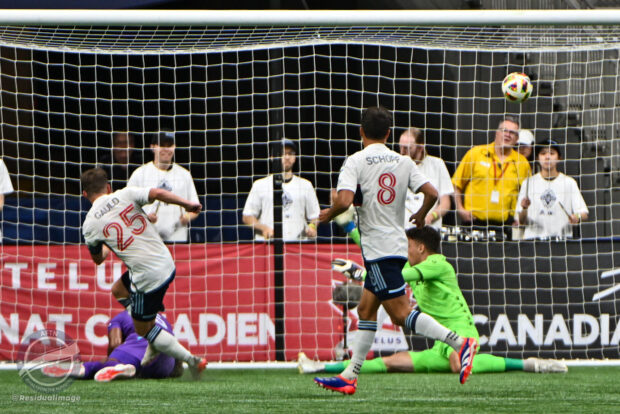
[402,254,478,340]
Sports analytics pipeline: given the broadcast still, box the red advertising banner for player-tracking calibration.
[0,244,362,362]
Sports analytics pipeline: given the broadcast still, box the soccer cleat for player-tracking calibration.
[94,364,136,382]
[42,362,84,378]
[528,358,568,374]
[41,363,72,378]
[297,352,325,374]
[331,258,365,282]
[188,357,208,380]
[458,337,478,385]
[314,375,357,395]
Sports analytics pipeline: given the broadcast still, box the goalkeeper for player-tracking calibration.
[304,224,567,376]
[43,310,184,382]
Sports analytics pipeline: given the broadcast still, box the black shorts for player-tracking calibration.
[130,271,176,322]
[363,258,408,301]
[120,271,131,293]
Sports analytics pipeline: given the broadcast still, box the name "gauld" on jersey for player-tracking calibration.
[94,197,120,219]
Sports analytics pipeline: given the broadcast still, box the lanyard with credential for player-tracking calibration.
[492,160,511,186]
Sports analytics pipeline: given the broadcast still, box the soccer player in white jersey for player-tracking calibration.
[128,131,199,243]
[516,139,588,239]
[243,139,320,241]
[81,168,207,379]
[399,127,454,230]
[313,107,477,395]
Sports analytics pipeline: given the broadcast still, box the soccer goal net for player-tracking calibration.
[1,10,620,365]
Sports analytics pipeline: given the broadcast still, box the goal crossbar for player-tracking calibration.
[1,9,620,27]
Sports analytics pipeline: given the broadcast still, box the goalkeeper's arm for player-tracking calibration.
[333,205,361,246]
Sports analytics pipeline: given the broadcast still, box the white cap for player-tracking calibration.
[518,129,535,146]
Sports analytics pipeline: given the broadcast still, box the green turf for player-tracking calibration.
[0,367,619,413]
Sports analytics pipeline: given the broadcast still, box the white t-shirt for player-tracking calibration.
[0,158,13,241]
[516,172,588,239]
[128,162,199,242]
[82,187,175,292]
[404,155,454,230]
[0,159,14,195]
[337,143,429,261]
[243,174,320,241]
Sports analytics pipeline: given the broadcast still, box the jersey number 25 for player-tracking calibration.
[103,205,148,251]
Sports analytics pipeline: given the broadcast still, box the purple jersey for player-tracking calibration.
[108,310,136,340]
[107,311,176,378]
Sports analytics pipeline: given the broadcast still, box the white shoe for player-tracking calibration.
[297,352,325,374]
[528,358,568,373]
[188,357,208,380]
[94,364,136,382]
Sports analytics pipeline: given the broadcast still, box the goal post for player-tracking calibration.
[1,10,620,366]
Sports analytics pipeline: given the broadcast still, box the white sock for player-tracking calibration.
[523,358,536,372]
[146,326,196,364]
[340,320,377,380]
[407,311,464,351]
[141,343,160,366]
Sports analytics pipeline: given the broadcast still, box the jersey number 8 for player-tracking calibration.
[377,172,396,205]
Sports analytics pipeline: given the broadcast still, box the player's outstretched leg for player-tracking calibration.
[458,337,478,384]
[94,364,136,382]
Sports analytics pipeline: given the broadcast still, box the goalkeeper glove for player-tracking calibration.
[331,258,365,282]
[333,205,355,229]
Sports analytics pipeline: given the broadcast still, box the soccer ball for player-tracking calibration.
[501,72,533,103]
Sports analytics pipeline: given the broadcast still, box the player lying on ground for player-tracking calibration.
[81,168,206,379]
[313,226,567,377]
[298,350,566,375]
[314,107,477,395]
[43,311,183,382]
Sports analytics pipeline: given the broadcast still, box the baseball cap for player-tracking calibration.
[517,129,535,146]
[281,138,298,153]
[536,139,562,158]
[151,131,175,147]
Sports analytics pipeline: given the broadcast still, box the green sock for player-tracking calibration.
[349,228,361,246]
[324,357,388,374]
[471,354,507,373]
[504,357,524,371]
[359,357,388,373]
[325,361,348,373]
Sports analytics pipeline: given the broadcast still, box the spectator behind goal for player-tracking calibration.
[128,131,199,243]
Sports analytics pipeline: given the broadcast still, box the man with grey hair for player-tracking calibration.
[399,127,453,230]
[452,116,531,237]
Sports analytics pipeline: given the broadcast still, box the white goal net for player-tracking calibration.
[1,11,620,364]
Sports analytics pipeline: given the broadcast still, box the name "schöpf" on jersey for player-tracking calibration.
[365,154,400,165]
